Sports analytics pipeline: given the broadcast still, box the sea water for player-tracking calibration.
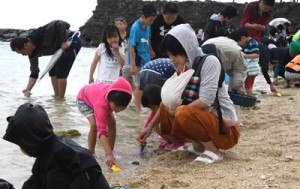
[0,41,269,188]
[0,42,150,188]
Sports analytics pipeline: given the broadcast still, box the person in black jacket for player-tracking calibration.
[10,20,81,99]
[0,179,15,189]
[3,103,110,189]
[203,5,237,43]
[151,2,185,58]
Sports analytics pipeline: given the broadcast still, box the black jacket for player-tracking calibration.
[3,103,110,189]
[28,20,72,77]
[203,20,226,42]
[151,14,185,58]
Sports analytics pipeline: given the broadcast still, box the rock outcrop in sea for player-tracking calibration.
[1,0,300,46]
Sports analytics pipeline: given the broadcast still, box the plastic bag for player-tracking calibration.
[161,69,195,114]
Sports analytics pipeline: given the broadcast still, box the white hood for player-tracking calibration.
[167,24,204,68]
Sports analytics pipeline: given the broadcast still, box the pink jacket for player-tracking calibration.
[77,77,132,137]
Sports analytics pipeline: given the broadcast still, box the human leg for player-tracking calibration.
[245,75,256,96]
[50,69,68,99]
[132,69,142,112]
[122,65,135,89]
[150,104,185,150]
[210,108,240,128]
[133,88,142,113]
[53,34,81,99]
[76,100,96,153]
[57,79,67,99]
[87,115,97,154]
[172,105,240,150]
[107,113,116,151]
[50,76,59,97]
[159,103,178,142]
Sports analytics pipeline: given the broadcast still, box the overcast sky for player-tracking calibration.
[0,0,291,30]
[0,0,97,30]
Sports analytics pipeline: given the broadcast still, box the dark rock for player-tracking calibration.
[0,29,33,42]
[1,0,300,46]
[80,0,300,47]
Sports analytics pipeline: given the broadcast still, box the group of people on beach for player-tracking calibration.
[2,0,300,188]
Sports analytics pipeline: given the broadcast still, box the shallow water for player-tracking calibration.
[0,42,151,188]
[0,41,270,188]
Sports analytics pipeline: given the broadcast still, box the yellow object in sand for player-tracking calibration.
[276,92,282,97]
[111,165,121,172]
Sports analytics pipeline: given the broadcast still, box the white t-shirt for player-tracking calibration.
[95,43,125,83]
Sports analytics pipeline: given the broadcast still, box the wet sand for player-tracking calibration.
[107,79,300,189]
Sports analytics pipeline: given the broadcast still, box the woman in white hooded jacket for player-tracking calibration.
[137,24,240,163]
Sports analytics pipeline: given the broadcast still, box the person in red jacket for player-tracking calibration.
[241,0,275,42]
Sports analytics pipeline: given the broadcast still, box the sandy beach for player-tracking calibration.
[108,79,300,189]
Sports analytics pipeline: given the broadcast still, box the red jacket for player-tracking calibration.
[241,1,272,42]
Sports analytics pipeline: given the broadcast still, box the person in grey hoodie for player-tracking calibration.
[137,24,240,164]
[203,5,237,43]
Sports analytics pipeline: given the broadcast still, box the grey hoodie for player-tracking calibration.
[167,24,237,120]
[210,13,221,21]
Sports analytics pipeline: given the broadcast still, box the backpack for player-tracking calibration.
[192,54,226,135]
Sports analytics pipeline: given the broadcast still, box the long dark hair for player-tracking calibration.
[159,34,187,57]
[101,24,123,58]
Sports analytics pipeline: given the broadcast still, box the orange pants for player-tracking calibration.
[159,104,240,150]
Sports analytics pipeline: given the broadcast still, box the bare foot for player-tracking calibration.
[285,84,291,88]
[192,141,205,153]
[285,80,291,88]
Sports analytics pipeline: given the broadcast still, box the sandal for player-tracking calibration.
[194,150,223,164]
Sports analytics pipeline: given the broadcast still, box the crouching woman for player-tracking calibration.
[137,24,240,163]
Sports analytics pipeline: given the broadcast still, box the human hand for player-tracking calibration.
[130,64,137,75]
[88,76,94,84]
[270,83,278,93]
[106,153,116,167]
[60,42,69,51]
[233,86,246,95]
[272,78,279,85]
[136,126,152,145]
[22,89,31,98]
[112,43,119,51]
[258,24,266,31]
[253,24,265,31]
[150,50,156,59]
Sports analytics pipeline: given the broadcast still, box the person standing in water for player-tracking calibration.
[10,20,81,99]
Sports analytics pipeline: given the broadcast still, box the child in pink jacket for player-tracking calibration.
[77,77,132,167]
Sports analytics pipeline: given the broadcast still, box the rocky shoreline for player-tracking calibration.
[0,29,33,42]
[1,0,300,46]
